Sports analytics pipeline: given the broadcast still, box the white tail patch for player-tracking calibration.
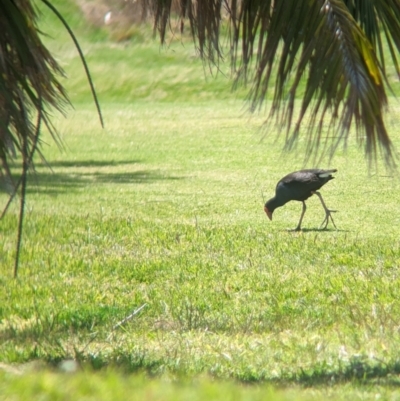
[318,173,331,178]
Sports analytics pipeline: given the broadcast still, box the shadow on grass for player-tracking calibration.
[4,306,400,386]
[289,357,400,387]
[33,159,140,168]
[77,354,400,386]
[287,227,349,233]
[20,159,183,195]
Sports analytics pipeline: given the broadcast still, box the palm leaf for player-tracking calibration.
[0,0,103,276]
[154,0,400,168]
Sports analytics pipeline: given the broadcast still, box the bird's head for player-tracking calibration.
[264,205,273,221]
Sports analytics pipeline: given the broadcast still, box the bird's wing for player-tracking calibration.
[280,170,318,186]
[277,171,321,200]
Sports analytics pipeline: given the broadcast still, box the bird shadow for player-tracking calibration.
[286,227,349,233]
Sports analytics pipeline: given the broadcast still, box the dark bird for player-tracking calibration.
[264,169,337,231]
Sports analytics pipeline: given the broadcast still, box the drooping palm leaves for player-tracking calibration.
[0,0,67,276]
[153,0,400,166]
[0,0,102,276]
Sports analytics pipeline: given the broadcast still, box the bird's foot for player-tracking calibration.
[320,209,337,229]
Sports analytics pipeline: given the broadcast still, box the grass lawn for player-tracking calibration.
[1,0,400,399]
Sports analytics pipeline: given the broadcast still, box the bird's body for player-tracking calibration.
[264,169,337,230]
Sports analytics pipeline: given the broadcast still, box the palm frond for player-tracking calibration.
[284,0,394,167]
[0,0,104,276]
[153,0,400,168]
[0,0,70,276]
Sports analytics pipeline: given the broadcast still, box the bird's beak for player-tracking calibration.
[264,206,272,221]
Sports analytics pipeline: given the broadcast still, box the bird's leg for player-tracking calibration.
[294,201,307,231]
[312,191,337,229]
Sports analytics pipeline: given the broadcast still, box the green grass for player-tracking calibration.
[2,1,400,399]
[2,101,400,397]
[36,0,247,104]
[2,370,400,401]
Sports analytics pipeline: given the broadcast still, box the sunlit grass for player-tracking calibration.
[1,103,400,383]
[2,1,400,399]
